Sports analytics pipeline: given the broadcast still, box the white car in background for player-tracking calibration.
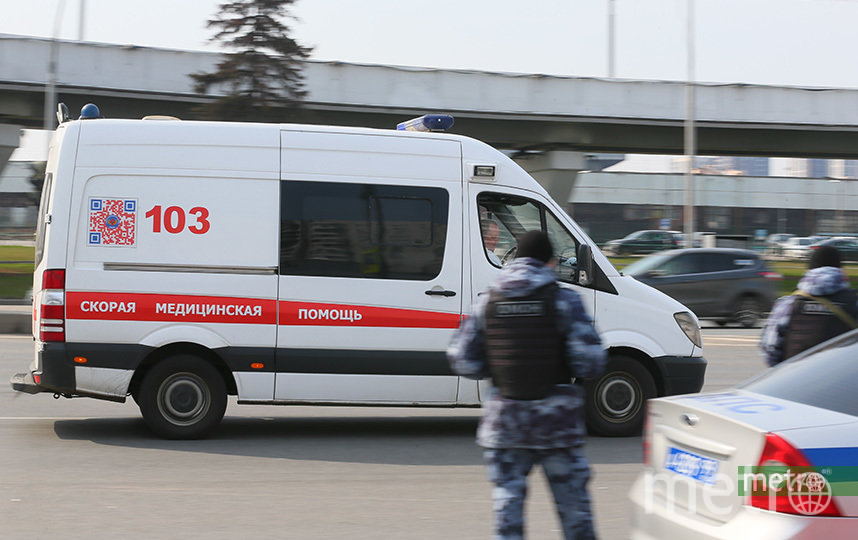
[629,330,858,539]
[780,236,820,260]
[765,233,794,256]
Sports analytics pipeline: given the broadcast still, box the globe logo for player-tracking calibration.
[788,472,832,516]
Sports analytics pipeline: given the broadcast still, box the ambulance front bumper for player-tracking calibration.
[653,354,707,396]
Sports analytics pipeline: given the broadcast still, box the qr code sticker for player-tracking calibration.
[88,198,136,246]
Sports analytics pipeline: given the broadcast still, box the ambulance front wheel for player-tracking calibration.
[138,355,227,440]
[585,355,656,437]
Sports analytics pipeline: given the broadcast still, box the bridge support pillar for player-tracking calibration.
[514,151,586,215]
[0,124,21,175]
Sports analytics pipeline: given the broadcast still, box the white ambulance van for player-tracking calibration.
[11,106,705,439]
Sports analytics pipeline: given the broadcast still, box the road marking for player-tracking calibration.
[0,416,132,421]
[703,336,759,348]
[705,336,758,343]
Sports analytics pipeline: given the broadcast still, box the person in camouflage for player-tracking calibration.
[447,231,606,540]
[760,244,858,366]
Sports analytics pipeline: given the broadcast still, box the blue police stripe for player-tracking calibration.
[802,447,858,467]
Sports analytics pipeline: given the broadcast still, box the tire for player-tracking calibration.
[733,296,762,328]
[585,355,656,437]
[138,354,227,440]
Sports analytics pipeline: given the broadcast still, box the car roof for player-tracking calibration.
[819,236,856,243]
[657,247,759,256]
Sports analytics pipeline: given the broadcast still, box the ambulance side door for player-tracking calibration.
[274,130,463,404]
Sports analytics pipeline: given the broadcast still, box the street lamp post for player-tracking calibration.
[684,0,696,241]
[608,0,616,78]
[78,0,86,41]
[43,0,67,131]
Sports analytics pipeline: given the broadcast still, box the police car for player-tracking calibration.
[630,329,858,538]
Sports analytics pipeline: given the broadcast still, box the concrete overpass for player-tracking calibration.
[4,33,858,203]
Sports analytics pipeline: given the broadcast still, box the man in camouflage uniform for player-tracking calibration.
[448,230,606,540]
[761,244,858,366]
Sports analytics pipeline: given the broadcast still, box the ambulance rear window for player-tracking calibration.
[34,172,53,265]
[280,181,448,280]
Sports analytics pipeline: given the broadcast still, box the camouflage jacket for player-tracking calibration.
[760,266,858,366]
[447,258,606,449]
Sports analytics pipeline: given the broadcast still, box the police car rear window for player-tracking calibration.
[739,331,858,417]
[279,180,448,280]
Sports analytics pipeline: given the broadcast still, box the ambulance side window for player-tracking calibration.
[280,180,449,280]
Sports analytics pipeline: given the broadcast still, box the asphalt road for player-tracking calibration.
[0,328,766,540]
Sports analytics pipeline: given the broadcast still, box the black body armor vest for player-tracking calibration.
[783,287,858,360]
[484,283,570,400]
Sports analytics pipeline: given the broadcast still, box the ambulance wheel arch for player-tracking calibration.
[584,351,659,437]
[131,347,234,439]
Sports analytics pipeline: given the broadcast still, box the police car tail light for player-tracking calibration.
[39,269,66,343]
[748,432,842,517]
[758,271,783,280]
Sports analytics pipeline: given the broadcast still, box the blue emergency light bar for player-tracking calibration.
[396,114,455,132]
[80,103,101,120]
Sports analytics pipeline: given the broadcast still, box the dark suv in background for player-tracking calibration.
[602,229,682,256]
[809,237,858,262]
[622,248,781,327]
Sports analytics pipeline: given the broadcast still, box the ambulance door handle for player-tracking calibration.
[425,289,457,297]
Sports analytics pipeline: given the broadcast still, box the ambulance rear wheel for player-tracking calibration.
[585,355,655,437]
[138,355,227,440]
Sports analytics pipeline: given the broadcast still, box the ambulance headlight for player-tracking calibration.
[674,311,702,348]
[397,114,454,132]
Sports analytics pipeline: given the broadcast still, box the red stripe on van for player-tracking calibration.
[66,292,277,324]
[278,301,461,329]
[64,293,460,329]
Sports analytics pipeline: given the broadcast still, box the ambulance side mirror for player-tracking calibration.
[576,244,594,286]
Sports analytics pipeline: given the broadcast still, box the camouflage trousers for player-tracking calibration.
[484,447,596,540]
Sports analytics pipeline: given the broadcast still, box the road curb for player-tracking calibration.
[0,307,31,334]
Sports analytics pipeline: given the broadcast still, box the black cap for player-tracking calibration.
[809,244,841,269]
[516,230,554,263]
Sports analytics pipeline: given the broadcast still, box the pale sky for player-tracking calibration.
[3,0,858,88]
